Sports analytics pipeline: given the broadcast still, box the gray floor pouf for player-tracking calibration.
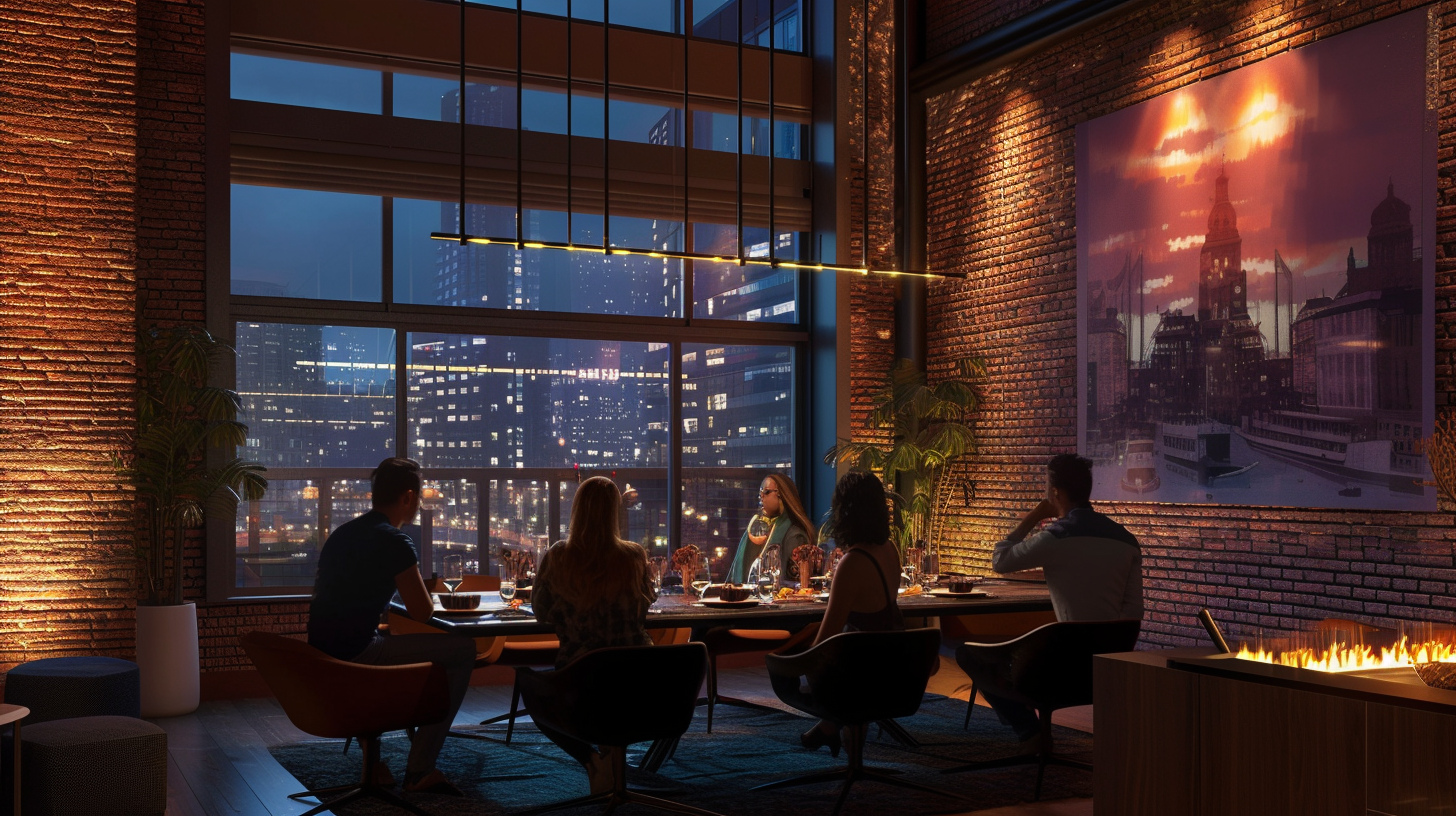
[21,716,166,816]
[3,657,140,724]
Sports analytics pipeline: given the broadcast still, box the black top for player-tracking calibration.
[307,509,419,660]
[842,548,905,633]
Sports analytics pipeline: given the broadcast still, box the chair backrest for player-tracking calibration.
[777,628,941,725]
[960,619,1141,712]
[515,643,707,747]
[238,631,447,739]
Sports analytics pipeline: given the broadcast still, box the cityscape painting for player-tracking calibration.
[1075,10,1435,510]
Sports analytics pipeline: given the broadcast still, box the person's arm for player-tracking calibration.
[394,565,435,623]
[1003,499,1058,545]
[813,553,871,645]
[532,547,557,616]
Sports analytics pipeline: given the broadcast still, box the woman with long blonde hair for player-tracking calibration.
[533,475,657,669]
[531,476,658,789]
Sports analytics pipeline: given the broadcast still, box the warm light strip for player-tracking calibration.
[428,231,959,279]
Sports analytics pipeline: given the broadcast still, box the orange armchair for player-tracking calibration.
[239,631,448,816]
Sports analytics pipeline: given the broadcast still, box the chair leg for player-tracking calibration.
[964,682,977,729]
[753,723,965,815]
[706,653,718,732]
[505,677,522,744]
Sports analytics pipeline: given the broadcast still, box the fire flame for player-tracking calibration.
[1236,636,1456,672]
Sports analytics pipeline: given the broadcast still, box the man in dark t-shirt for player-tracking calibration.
[307,458,475,794]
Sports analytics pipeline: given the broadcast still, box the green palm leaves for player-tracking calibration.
[824,357,984,553]
[120,325,267,605]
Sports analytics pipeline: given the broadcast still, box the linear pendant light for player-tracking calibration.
[427,3,961,280]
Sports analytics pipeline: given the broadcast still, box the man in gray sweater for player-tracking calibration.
[983,453,1143,741]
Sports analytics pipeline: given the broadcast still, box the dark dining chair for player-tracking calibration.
[752,628,968,816]
[513,642,724,816]
[697,625,795,731]
[945,618,1142,800]
[239,631,449,816]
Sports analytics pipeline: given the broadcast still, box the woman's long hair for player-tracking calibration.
[765,473,816,545]
[553,476,651,607]
[823,471,890,547]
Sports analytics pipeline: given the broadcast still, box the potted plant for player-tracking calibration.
[824,357,984,562]
[117,323,267,716]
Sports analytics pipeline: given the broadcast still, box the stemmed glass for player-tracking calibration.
[442,553,464,593]
[648,556,666,597]
[758,545,781,602]
[691,557,712,600]
[747,514,771,546]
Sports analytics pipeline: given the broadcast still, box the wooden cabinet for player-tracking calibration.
[1095,650,1456,816]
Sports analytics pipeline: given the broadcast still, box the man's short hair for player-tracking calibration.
[1047,453,1093,505]
[371,458,422,508]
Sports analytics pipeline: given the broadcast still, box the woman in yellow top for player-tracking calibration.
[726,473,815,585]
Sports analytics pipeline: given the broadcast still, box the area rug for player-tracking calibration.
[270,696,1092,815]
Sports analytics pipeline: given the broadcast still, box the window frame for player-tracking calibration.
[209,2,817,601]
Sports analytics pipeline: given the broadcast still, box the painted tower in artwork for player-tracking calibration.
[1197,167,1248,323]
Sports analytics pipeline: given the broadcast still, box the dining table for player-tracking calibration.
[404,580,1054,637]
[394,580,1053,771]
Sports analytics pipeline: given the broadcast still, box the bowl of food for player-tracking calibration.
[947,576,982,594]
[438,593,481,611]
[719,584,753,603]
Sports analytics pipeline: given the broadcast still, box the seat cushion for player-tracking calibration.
[21,716,167,816]
[4,657,140,724]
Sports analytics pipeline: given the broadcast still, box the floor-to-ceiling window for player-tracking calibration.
[220,0,811,594]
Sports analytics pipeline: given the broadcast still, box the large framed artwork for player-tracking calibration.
[1076,10,1436,510]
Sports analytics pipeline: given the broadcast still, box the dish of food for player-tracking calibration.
[433,603,508,616]
[700,599,760,610]
[927,588,989,599]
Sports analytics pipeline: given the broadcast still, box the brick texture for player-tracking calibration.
[924,0,1062,59]
[922,0,1456,647]
[0,0,140,673]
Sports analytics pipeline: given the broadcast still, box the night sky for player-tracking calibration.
[1077,10,1429,358]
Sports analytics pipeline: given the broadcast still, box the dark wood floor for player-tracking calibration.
[159,659,1091,816]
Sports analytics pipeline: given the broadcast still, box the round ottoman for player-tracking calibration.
[3,657,140,724]
[20,715,166,816]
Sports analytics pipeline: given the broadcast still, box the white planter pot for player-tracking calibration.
[136,602,200,718]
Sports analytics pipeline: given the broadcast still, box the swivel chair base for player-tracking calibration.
[289,735,435,816]
[941,718,1091,801]
[517,746,726,816]
[751,724,968,816]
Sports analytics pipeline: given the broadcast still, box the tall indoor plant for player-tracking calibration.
[825,357,984,559]
[118,323,267,715]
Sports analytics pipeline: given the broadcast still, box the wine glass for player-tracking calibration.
[442,553,464,593]
[691,556,712,599]
[754,559,776,602]
[747,514,771,546]
[498,559,516,603]
[648,556,666,594]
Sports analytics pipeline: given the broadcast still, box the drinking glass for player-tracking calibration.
[755,564,776,602]
[649,556,666,594]
[691,556,712,599]
[498,560,516,603]
[747,514,771,546]
[442,553,464,593]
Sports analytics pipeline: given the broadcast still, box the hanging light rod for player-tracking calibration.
[427,231,962,279]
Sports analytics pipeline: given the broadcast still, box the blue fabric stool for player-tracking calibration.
[20,716,166,816]
[3,657,140,725]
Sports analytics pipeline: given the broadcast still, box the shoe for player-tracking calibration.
[799,725,842,758]
[403,769,464,797]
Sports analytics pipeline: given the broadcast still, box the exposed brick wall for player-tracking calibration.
[923,0,1062,59]
[0,0,139,671]
[923,0,1456,647]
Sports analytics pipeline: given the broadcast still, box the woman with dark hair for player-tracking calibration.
[532,476,657,790]
[726,473,816,585]
[797,470,905,755]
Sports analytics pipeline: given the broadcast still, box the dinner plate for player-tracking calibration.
[699,599,761,610]
[774,593,828,604]
[927,589,989,599]
[433,603,509,616]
